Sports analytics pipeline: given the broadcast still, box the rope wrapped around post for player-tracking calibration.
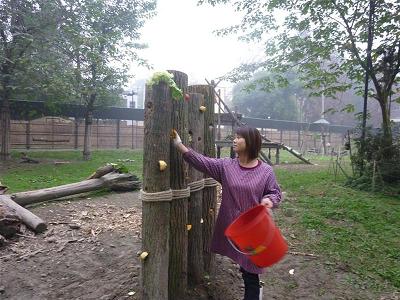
[141,177,218,203]
[140,189,173,202]
[172,187,191,200]
[204,177,219,187]
[188,179,205,193]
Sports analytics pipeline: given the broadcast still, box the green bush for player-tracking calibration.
[349,126,400,190]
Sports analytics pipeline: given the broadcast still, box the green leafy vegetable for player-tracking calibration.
[147,71,183,101]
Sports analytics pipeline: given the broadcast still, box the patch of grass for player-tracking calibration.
[220,146,348,165]
[2,149,398,293]
[1,150,143,193]
[275,167,400,291]
[278,150,341,164]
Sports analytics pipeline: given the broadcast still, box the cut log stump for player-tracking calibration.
[0,202,21,238]
[0,195,47,234]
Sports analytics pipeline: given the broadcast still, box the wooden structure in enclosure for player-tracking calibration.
[187,84,217,275]
[216,140,283,164]
[140,71,219,299]
[209,82,312,165]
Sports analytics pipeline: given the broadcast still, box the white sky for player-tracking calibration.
[131,0,263,89]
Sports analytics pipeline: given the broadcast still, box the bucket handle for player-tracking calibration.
[226,208,276,256]
[227,237,273,256]
[227,238,256,256]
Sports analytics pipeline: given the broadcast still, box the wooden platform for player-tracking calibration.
[215,140,281,149]
[215,140,281,165]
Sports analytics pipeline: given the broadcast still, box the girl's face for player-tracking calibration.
[233,134,246,154]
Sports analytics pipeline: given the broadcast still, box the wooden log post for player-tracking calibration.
[188,84,217,275]
[0,101,11,161]
[26,120,31,150]
[217,145,221,158]
[74,118,79,150]
[276,147,280,165]
[131,120,136,149]
[141,80,172,300]
[297,129,301,148]
[116,119,120,149]
[96,118,99,149]
[167,70,189,299]
[187,92,205,285]
[83,110,93,160]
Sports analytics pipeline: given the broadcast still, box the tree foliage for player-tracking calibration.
[0,0,156,160]
[0,0,60,160]
[200,0,400,141]
[53,0,156,160]
[232,71,300,120]
[56,0,156,108]
[0,0,59,101]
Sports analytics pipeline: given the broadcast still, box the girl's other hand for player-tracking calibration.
[260,197,273,208]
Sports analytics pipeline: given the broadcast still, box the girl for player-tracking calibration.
[172,126,282,300]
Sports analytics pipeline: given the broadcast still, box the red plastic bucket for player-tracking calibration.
[225,205,288,267]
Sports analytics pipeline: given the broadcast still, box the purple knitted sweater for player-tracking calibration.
[183,148,282,274]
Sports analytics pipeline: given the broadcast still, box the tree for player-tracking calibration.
[200,0,400,149]
[232,71,300,120]
[0,0,57,160]
[55,0,156,160]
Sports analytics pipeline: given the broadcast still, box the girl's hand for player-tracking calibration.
[260,197,273,208]
[170,129,182,147]
[170,129,188,154]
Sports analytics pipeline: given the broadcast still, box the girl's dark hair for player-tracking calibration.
[235,126,262,160]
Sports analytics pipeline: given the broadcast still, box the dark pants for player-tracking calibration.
[240,267,260,300]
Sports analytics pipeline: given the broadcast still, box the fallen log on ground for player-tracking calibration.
[11,172,140,206]
[0,234,6,246]
[108,180,141,192]
[87,164,116,179]
[0,202,21,238]
[0,195,47,234]
[0,182,8,195]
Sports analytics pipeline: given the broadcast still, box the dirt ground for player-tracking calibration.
[0,190,398,300]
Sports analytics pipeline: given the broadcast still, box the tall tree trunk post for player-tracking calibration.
[167,70,189,299]
[83,110,93,160]
[26,119,31,150]
[187,92,205,285]
[217,89,222,158]
[379,95,393,161]
[96,119,99,149]
[276,147,280,165]
[116,119,120,149]
[188,84,217,275]
[297,129,301,148]
[74,118,79,150]
[380,95,393,142]
[141,81,172,300]
[131,120,135,149]
[0,99,11,161]
[360,0,375,171]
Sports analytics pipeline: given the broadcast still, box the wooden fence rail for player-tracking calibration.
[7,117,345,154]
